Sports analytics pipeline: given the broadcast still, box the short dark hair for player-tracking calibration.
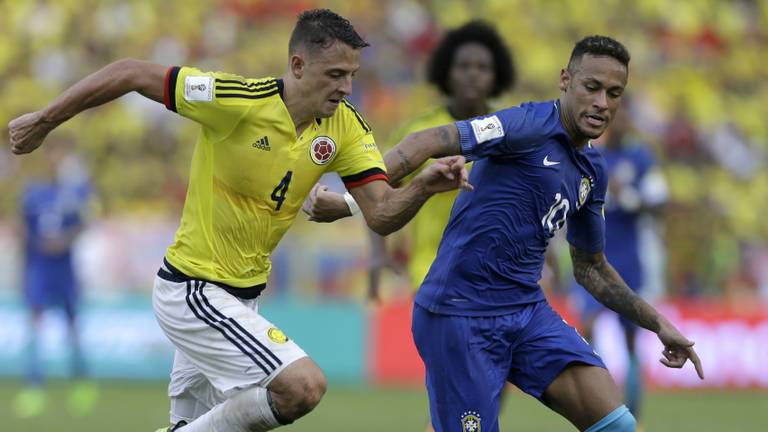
[288,9,369,55]
[427,20,515,97]
[567,35,630,72]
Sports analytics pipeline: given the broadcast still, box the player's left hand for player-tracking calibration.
[657,320,704,379]
[419,155,473,194]
[302,184,350,222]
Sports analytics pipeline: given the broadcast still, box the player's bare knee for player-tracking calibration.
[268,359,327,421]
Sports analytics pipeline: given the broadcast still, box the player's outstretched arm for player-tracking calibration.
[9,59,167,155]
[570,245,704,379]
[384,124,461,184]
[351,155,470,236]
[302,124,462,222]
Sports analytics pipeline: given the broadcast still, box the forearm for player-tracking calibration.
[362,178,431,236]
[571,246,662,332]
[41,59,164,125]
[384,125,460,184]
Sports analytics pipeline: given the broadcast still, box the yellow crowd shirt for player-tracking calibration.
[393,107,472,289]
[163,66,387,288]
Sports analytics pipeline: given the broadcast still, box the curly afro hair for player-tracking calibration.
[426,20,515,97]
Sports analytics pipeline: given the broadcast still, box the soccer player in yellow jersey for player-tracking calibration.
[377,21,516,297]
[9,9,470,432]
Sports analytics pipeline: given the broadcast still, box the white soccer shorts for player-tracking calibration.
[152,270,307,417]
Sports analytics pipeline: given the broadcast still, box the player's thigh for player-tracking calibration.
[153,277,307,395]
[543,364,623,431]
[506,301,619,429]
[412,305,506,432]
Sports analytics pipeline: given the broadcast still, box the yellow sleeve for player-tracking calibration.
[164,66,274,140]
[329,100,388,189]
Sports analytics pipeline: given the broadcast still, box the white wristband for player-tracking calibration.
[343,192,360,215]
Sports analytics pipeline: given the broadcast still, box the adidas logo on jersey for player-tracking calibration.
[252,136,271,151]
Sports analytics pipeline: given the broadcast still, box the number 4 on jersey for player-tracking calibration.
[271,171,292,211]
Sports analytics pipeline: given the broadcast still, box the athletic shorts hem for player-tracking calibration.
[530,359,607,400]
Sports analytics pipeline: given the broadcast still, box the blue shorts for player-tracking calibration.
[412,301,605,432]
[24,264,78,310]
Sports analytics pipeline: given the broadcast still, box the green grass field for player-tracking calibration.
[1,380,765,431]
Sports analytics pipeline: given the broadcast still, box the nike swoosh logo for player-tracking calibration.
[543,155,560,166]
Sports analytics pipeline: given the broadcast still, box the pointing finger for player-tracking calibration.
[686,345,705,380]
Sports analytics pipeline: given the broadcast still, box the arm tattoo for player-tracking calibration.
[570,246,661,332]
[396,148,412,179]
[438,125,460,156]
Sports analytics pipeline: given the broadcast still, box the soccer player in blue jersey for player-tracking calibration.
[14,142,96,418]
[306,35,703,432]
[571,102,669,421]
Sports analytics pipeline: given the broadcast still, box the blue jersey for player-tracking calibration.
[22,180,90,306]
[602,144,657,289]
[415,100,608,316]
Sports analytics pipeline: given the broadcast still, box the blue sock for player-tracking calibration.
[25,330,43,386]
[585,405,637,432]
[625,355,642,417]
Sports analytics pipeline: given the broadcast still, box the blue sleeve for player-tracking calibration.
[567,167,608,254]
[455,104,552,161]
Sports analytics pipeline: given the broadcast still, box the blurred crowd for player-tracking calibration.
[1,0,767,299]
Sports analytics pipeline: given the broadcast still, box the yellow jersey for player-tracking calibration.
[393,107,471,289]
[163,66,387,288]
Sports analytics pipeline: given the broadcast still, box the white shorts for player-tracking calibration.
[152,269,308,400]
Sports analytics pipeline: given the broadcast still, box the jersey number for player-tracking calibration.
[271,171,293,211]
[542,193,569,234]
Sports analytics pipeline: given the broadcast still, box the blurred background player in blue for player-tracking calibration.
[13,139,97,418]
[571,97,669,421]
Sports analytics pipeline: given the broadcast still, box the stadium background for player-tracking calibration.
[0,0,766,430]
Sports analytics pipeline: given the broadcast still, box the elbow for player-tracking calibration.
[111,58,151,90]
[367,220,393,237]
[364,213,395,236]
[571,260,593,287]
[572,269,587,287]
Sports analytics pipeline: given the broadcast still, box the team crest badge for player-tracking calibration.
[578,177,591,208]
[267,327,289,344]
[460,411,481,432]
[310,136,336,165]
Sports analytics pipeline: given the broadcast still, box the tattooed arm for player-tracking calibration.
[384,125,461,183]
[570,245,705,379]
[302,124,462,222]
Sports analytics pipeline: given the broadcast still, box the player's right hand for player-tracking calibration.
[9,111,56,155]
[419,155,473,194]
[302,184,350,222]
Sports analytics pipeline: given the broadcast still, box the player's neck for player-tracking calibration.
[558,99,589,150]
[446,100,489,120]
[281,75,315,136]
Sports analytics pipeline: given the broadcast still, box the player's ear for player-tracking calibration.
[290,53,305,79]
[559,68,569,92]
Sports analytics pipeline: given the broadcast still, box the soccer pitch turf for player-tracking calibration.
[0,380,765,431]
